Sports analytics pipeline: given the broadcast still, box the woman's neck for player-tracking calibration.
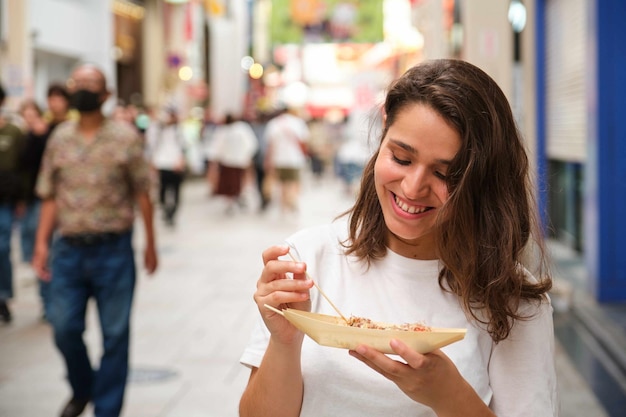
[386,232,439,260]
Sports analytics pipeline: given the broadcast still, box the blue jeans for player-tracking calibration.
[0,204,14,300]
[18,201,50,314]
[49,231,135,417]
[338,162,365,185]
[19,200,40,262]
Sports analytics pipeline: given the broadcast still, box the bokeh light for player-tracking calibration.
[178,66,193,81]
[241,56,255,71]
[249,63,264,79]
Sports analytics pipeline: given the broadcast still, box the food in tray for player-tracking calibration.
[264,305,466,353]
[346,316,431,332]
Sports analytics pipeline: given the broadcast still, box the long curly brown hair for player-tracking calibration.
[343,59,552,343]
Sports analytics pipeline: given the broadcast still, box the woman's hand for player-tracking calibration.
[349,340,494,416]
[254,245,314,346]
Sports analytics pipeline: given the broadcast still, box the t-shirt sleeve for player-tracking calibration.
[240,315,271,369]
[298,119,310,142]
[488,296,558,417]
[35,131,58,199]
[126,133,152,194]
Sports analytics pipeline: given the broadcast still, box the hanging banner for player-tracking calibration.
[271,0,383,44]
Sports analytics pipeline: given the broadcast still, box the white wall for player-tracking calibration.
[209,2,249,119]
[29,0,115,104]
[1,0,30,109]
[459,0,513,100]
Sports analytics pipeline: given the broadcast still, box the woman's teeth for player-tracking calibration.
[394,196,430,214]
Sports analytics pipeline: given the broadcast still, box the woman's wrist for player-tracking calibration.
[433,380,495,417]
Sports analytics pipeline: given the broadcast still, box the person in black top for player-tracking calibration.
[0,82,26,323]
[18,99,52,319]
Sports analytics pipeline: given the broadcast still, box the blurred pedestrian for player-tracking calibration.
[335,111,374,196]
[146,106,186,226]
[111,102,130,124]
[45,83,71,130]
[249,112,271,212]
[210,114,258,214]
[0,82,26,324]
[263,106,310,215]
[18,99,52,319]
[32,63,158,417]
[200,107,218,195]
[133,105,152,137]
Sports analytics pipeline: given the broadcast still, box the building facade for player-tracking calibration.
[536,0,626,302]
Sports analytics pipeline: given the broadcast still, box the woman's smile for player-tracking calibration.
[392,192,434,216]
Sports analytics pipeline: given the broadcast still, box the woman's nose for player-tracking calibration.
[401,167,430,200]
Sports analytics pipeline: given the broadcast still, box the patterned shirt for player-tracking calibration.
[36,119,151,235]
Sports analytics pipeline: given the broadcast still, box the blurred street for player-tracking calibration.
[0,175,622,417]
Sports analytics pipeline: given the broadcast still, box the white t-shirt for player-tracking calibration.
[240,218,558,417]
[264,113,310,169]
[146,123,185,170]
[209,121,258,168]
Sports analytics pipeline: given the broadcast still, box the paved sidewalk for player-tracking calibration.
[0,176,612,417]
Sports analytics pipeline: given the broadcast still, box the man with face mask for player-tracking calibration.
[32,64,158,417]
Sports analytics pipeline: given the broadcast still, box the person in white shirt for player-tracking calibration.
[146,106,186,226]
[263,107,310,214]
[240,59,557,417]
[209,114,258,213]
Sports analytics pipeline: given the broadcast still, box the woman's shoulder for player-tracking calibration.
[287,218,349,252]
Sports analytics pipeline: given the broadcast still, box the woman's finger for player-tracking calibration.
[261,245,290,265]
[351,345,398,371]
[349,349,389,378]
[389,339,429,370]
[258,259,307,284]
[258,276,312,294]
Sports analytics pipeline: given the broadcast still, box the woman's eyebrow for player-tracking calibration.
[388,139,453,165]
[389,138,416,153]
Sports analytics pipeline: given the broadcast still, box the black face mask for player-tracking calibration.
[70,89,103,112]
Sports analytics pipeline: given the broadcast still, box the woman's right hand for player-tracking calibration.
[254,245,314,345]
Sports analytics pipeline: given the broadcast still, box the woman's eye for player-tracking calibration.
[392,154,410,166]
[434,171,447,180]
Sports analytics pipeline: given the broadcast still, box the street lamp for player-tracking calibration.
[508,0,527,33]
[508,0,526,127]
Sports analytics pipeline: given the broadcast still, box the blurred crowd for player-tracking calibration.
[0,78,378,326]
[0,64,381,417]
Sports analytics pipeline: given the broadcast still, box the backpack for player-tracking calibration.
[0,122,25,202]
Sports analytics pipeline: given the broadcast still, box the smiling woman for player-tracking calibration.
[240,59,556,417]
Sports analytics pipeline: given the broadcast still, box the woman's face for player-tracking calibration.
[374,103,461,259]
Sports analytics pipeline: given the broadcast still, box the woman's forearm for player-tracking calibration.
[239,338,305,417]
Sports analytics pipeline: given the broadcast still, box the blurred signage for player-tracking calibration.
[113,0,145,20]
[167,53,183,68]
[204,0,226,16]
[2,64,24,98]
[271,0,383,44]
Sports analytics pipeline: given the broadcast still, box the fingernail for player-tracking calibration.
[356,345,366,355]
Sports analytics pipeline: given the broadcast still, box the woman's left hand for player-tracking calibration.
[349,339,491,416]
